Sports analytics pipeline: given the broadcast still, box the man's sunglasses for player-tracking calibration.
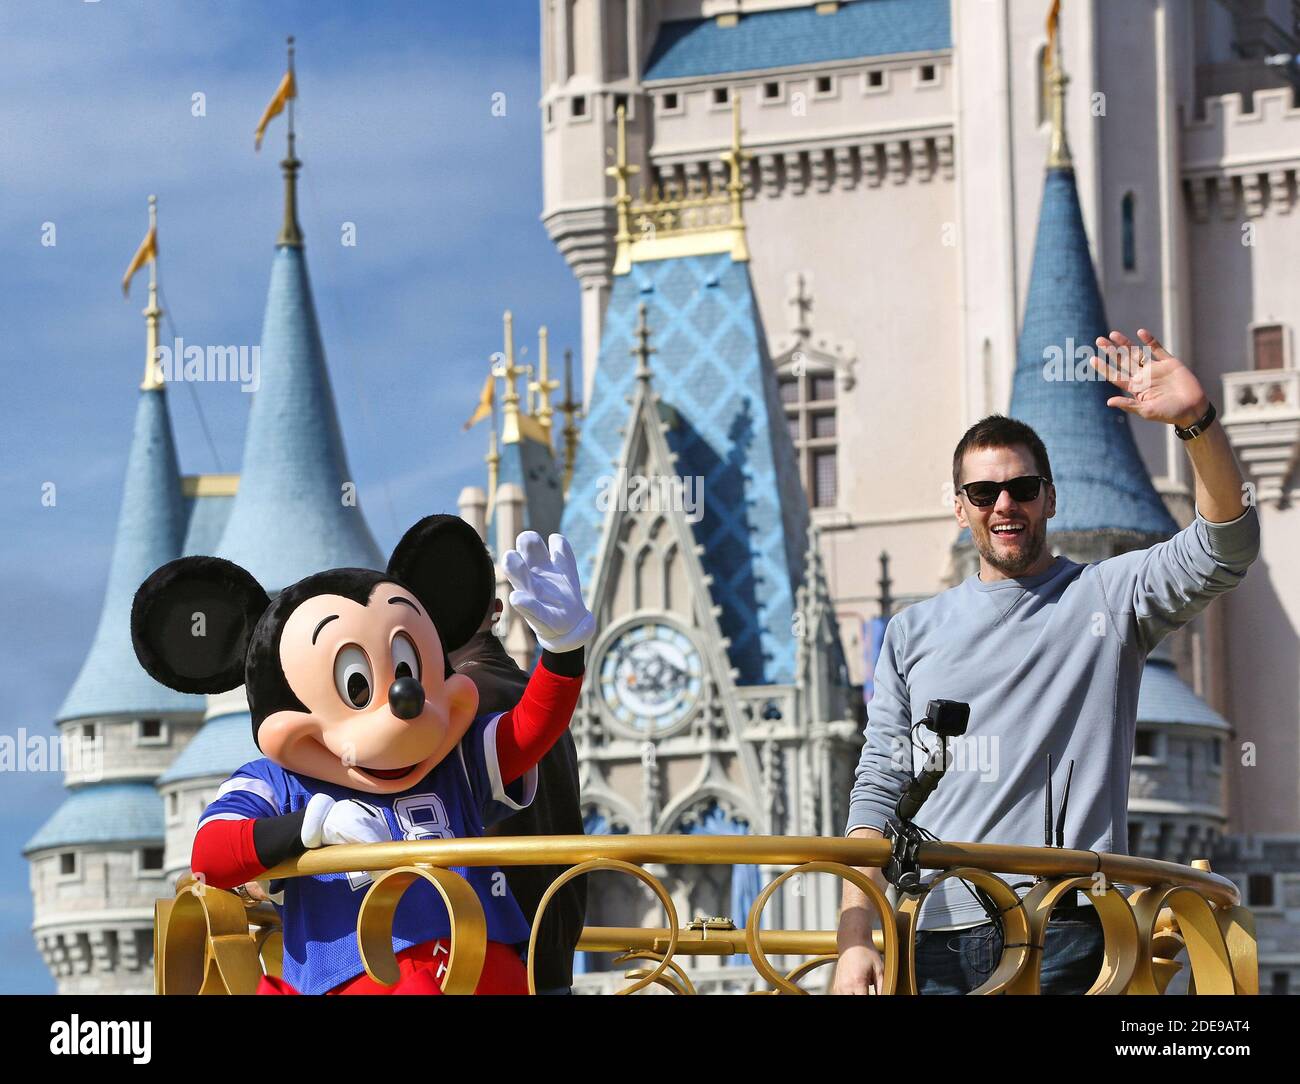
[957,475,1051,507]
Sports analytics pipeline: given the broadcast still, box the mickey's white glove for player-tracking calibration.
[502,531,596,653]
[300,793,391,849]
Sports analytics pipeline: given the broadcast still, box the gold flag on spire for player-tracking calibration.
[463,371,496,430]
[254,68,297,150]
[121,216,157,297]
[1044,0,1061,71]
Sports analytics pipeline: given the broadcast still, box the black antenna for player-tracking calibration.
[1055,759,1075,848]
[1043,753,1054,848]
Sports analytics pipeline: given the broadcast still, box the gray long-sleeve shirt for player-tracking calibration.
[846,507,1260,929]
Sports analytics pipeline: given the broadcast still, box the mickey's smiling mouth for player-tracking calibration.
[356,762,421,780]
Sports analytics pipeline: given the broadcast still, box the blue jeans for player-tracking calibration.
[913,909,1104,995]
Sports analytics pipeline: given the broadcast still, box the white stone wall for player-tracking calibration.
[56,713,200,787]
[29,846,166,994]
[161,777,223,884]
[1180,88,1300,838]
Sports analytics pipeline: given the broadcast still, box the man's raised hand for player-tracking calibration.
[1090,328,1209,429]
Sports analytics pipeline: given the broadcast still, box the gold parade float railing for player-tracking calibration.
[153,835,1256,995]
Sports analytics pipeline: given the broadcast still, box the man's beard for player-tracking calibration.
[973,517,1049,577]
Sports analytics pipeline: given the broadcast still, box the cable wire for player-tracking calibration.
[156,280,224,473]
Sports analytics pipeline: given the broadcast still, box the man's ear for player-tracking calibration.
[1045,483,1057,520]
[131,556,271,693]
[953,493,970,530]
[387,515,495,656]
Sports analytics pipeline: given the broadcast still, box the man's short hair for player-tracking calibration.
[952,415,1053,490]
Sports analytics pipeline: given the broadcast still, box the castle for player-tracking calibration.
[27,0,1300,995]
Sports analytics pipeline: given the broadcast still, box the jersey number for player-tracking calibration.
[392,793,455,841]
[346,793,454,891]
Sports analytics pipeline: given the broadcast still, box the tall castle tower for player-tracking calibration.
[27,57,388,990]
[156,71,386,889]
[25,201,210,993]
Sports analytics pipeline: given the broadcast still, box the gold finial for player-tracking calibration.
[607,105,640,275]
[529,326,560,446]
[142,195,163,390]
[558,347,582,493]
[720,93,751,247]
[279,36,304,246]
[1045,2,1071,169]
[499,310,526,444]
[631,303,656,385]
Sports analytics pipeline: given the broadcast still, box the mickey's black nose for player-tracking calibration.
[388,677,424,720]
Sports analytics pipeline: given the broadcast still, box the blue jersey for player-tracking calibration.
[198,711,537,994]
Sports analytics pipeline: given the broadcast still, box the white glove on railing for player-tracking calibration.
[300,793,391,849]
[502,531,596,653]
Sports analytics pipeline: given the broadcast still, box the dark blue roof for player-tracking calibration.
[561,253,810,686]
[157,711,260,785]
[1137,658,1229,731]
[58,390,203,722]
[215,245,383,589]
[24,783,163,853]
[1010,168,1178,539]
[644,0,951,80]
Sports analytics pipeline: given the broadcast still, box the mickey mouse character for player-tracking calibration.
[131,515,595,995]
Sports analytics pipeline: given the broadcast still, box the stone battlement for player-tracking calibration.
[1182,87,1300,178]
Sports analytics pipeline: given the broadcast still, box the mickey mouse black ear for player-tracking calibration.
[387,515,494,657]
[131,556,272,694]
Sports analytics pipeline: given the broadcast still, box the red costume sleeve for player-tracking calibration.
[191,818,267,890]
[494,656,584,783]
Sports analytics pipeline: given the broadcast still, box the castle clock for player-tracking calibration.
[598,621,703,737]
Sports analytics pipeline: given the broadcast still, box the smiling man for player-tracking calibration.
[832,329,1260,996]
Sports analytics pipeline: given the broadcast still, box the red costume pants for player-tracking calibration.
[256,939,528,995]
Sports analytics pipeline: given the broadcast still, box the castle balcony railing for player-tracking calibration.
[153,835,1255,995]
[1221,367,1300,505]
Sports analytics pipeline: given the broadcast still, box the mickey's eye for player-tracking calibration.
[333,645,373,709]
[391,633,421,683]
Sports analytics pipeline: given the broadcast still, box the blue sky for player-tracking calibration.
[0,0,579,993]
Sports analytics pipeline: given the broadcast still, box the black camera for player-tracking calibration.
[884,699,971,893]
[922,698,969,739]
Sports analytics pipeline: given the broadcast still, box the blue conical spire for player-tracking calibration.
[59,387,201,721]
[1010,164,1177,540]
[215,243,383,589]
